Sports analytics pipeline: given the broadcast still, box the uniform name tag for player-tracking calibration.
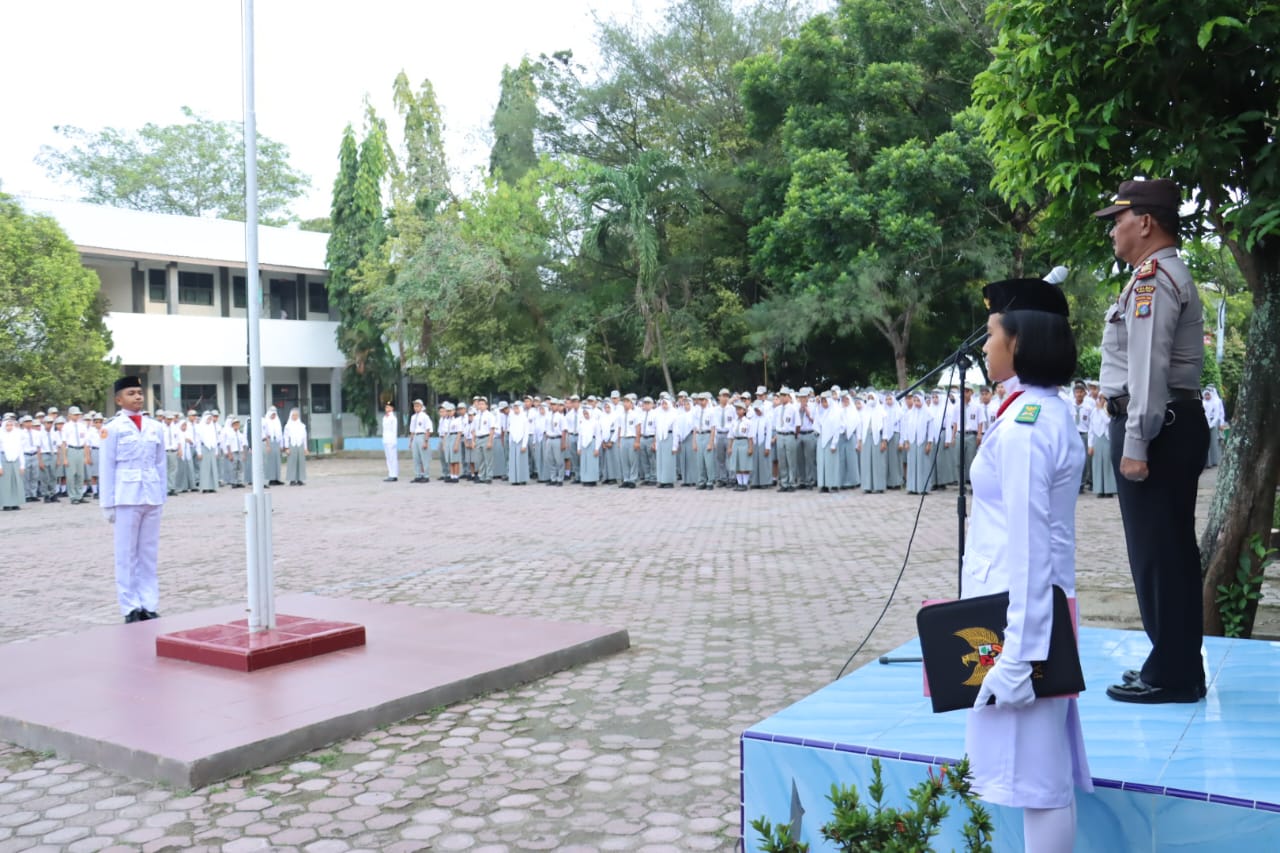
[1014,404,1041,424]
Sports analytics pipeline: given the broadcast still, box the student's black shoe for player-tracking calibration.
[124,609,143,624]
[383,477,398,482]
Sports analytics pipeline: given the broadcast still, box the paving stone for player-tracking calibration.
[0,458,1210,851]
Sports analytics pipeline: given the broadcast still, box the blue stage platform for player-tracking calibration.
[741,628,1280,852]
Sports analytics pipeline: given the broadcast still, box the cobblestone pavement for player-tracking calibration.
[0,458,1230,852]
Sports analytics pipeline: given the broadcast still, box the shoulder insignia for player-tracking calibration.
[1133,283,1156,295]
[1135,258,1158,280]
[1014,403,1041,424]
[1134,294,1153,318]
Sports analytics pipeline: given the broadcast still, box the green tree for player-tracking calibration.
[740,0,1002,388]
[0,194,117,411]
[38,106,309,226]
[583,150,696,397]
[489,59,540,185]
[326,110,395,431]
[534,0,808,393]
[974,0,1280,635]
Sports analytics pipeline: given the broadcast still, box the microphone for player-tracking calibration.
[1044,265,1069,285]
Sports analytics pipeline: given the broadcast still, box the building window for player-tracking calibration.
[308,280,330,315]
[148,269,167,302]
[179,271,215,306]
[233,276,247,309]
[269,279,297,319]
[236,384,250,415]
[310,383,332,414]
[181,384,219,413]
[271,384,299,414]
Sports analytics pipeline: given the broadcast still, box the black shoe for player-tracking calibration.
[659,483,673,489]
[141,609,159,621]
[124,609,143,624]
[383,477,398,482]
[1106,678,1203,704]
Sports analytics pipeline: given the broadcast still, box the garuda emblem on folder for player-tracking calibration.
[955,628,1002,686]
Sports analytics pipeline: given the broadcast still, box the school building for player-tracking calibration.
[21,197,354,445]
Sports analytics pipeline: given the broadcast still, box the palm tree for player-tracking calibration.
[582,150,690,397]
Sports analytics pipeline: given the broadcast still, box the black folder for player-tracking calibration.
[916,585,1085,713]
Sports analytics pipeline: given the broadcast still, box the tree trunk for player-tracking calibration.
[1200,267,1280,637]
[653,315,675,399]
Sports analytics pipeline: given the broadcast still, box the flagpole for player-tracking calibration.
[242,0,275,631]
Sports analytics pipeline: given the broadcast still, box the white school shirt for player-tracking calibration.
[381,412,399,445]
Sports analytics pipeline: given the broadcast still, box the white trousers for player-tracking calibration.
[114,504,162,615]
[383,443,399,478]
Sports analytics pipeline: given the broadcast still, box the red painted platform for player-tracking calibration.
[0,594,630,787]
[156,614,366,671]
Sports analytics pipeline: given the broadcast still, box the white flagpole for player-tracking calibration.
[242,0,275,631]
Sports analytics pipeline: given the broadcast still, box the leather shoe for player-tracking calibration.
[1106,678,1202,704]
[1123,670,1207,697]
[124,609,143,624]
[140,609,159,621]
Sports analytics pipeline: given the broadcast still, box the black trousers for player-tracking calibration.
[1111,400,1209,689]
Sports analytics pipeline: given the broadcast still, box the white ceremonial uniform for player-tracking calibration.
[382,411,400,478]
[100,412,167,616]
[962,383,1091,809]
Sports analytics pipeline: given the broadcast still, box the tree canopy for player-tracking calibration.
[0,193,117,411]
[38,106,309,225]
[975,0,1280,635]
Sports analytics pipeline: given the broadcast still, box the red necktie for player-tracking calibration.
[996,391,1024,419]
[129,415,143,431]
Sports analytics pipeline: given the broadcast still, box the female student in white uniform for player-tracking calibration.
[965,277,1091,853]
[283,408,309,484]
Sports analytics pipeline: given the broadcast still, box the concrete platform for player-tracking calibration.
[0,594,629,788]
[156,614,368,671]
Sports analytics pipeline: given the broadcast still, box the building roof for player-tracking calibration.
[17,197,329,274]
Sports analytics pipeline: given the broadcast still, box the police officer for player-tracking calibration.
[1094,178,1208,704]
[100,376,167,622]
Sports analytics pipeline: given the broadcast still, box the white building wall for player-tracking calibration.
[104,314,344,368]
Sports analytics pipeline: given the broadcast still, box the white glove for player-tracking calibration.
[974,656,1035,710]
[102,507,116,524]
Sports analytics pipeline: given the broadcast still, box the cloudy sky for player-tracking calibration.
[0,0,652,222]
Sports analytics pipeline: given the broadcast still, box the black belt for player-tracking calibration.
[699,430,712,434]
[965,431,978,435]
[24,452,36,456]
[568,432,578,436]
[1107,389,1199,417]
[67,445,83,449]
[642,435,655,439]
[799,430,814,434]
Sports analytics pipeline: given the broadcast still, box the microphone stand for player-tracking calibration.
[879,323,985,666]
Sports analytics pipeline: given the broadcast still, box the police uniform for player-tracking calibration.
[1094,179,1208,701]
[962,279,1091,847]
[100,377,168,622]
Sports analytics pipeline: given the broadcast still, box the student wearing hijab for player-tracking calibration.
[262,406,285,485]
[506,401,530,485]
[964,277,1091,853]
[858,392,888,493]
[577,402,602,486]
[815,392,841,493]
[1088,393,1117,497]
[0,414,26,511]
[1202,387,1224,468]
[196,413,221,493]
[283,408,309,485]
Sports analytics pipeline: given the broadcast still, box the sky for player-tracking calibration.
[0,0,655,223]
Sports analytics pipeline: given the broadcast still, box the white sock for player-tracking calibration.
[1023,799,1076,853]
